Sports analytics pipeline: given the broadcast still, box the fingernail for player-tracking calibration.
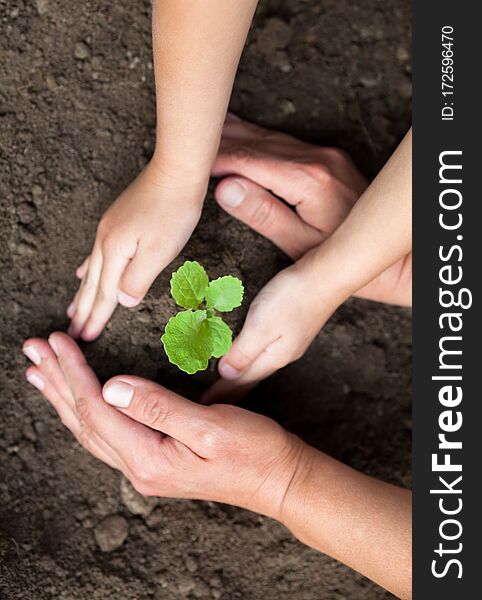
[67,302,76,318]
[218,180,246,208]
[27,372,45,391]
[103,381,134,408]
[218,363,240,380]
[118,291,140,308]
[48,336,60,356]
[23,345,41,366]
[226,111,242,122]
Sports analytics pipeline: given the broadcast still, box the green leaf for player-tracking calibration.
[205,276,244,312]
[205,316,233,358]
[161,310,212,374]
[170,261,209,309]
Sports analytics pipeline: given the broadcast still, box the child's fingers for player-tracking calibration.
[68,260,87,318]
[67,292,78,318]
[215,176,324,260]
[68,247,103,338]
[69,256,91,322]
[75,256,90,280]
[80,253,130,341]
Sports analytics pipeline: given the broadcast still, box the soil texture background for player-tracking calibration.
[0,0,411,598]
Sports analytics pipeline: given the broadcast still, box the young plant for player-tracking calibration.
[161,261,244,374]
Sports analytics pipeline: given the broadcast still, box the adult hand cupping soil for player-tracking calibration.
[22,332,411,600]
[22,333,303,519]
[67,159,206,342]
[203,118,412,402]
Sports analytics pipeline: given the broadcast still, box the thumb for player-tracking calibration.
[118,245,164,307]
[215,177,323,260]
[216,310,279,381]
[202,337,286,405]
[102,375,211,455]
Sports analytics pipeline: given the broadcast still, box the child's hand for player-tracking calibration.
[203,251,347,403]
[22,333,303,520]
[68,160,206,341]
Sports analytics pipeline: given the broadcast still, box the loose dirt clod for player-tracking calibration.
[94,515,129,552]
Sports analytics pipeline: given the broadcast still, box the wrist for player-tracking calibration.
[149,148,212,193]
[146,152,210,200]
[276,442,337,557]
[251,433,314,524]
[276,439,318,528]
[292,248,352,322]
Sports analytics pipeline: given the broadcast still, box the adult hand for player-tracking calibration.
[22,332,411,599]
[68,159,206,341]
[216,115,411,305]
[22,333,303,519]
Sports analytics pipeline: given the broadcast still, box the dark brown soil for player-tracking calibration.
[0,1,411,598]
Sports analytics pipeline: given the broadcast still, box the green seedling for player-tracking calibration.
[161,261,244,374]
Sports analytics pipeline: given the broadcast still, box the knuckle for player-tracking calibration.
[251,197,276,232]
[96,218,110,240]
[131,461,156,489]
[229,345,254,371]
[198,429,219,453]
[101,233,118,254]
[324,146,350,165]
[120,277,145,299]
[284,162,333,198]
[274,355,290,369]
[306,163,333,186]
[310,170,338,198]
[292,348,305,362]
[139,391,168,428]
[198,422,226,456]
[227,144,257,163]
